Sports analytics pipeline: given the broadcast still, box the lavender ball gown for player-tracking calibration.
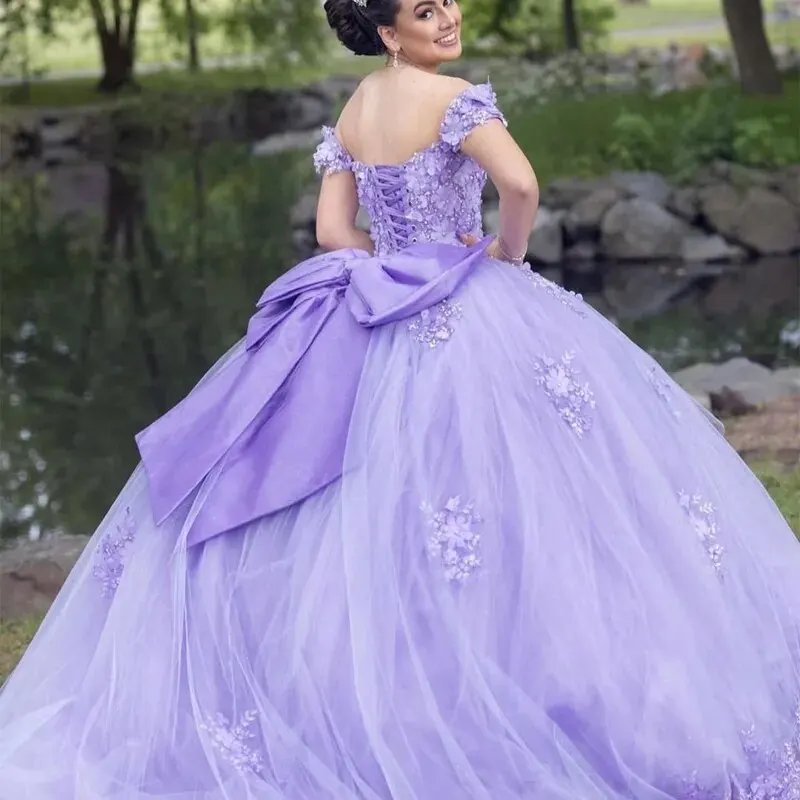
[1,83,799,800]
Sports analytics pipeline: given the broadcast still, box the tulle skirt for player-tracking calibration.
[1,258,799,799]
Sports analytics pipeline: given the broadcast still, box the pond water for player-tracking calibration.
[1,142,798,542]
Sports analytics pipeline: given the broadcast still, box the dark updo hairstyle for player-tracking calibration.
[323,0,400,57]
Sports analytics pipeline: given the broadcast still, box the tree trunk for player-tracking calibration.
[88,0,143,92]
[563,0,581,51]
[721,0,782,95]
[184,0,200,71]
[97,32,136,91]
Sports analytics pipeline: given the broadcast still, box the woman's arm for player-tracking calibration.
[316,170,374,254]
[462,121,539,260]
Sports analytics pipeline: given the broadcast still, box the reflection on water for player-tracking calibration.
[1,144,798,542]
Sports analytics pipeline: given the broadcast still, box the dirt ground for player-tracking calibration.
[725,394,800,469]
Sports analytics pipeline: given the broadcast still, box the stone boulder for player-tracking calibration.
[775,164,800,208]
[230,86,332,140]
[708,160,777,189]
[680,232,746,263]
[564,187,623,240]
[540,176,618,211]
[485,205,565,263]
[600,198,689,261]
[527,208,565,264]
[672,358,800,410]
[0,535,88,622]
[610,171,672,206]
[698,183,800,255]
[666,186,700,223]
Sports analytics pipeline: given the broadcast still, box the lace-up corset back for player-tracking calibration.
[313,83,506,256]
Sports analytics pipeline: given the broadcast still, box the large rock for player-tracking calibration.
[563,187,623,240]
[527,208,565,264]
[600,198,689,260]
[698,183,800,255]
[666,186,700,223]
[564,240,598,263]
[230,87,332,140]
[681,232,746,263]
[540,177,618,210]
[775,165,800,208]
[708,160,776,189]
[0,535,88,621]
[610,171,672,206]
[484,204,564,263]
[672,358,800,409]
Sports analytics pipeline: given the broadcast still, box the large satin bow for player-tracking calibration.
[136,237,493,545]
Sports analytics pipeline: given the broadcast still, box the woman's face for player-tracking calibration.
[383,0,463,67]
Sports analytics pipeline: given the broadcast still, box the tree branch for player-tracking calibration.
[111,0,122,38]
[126,0,142,48]
[86,0,110,39]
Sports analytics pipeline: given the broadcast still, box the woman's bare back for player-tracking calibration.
[335,69,471,166]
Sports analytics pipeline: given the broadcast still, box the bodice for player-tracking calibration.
[313,83,506,256]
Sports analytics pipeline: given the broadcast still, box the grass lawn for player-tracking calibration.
[611,17,800,49]
[610,0,724,31]
[0,616,42,686]
[2,463,798,685]
[0,53,378,109]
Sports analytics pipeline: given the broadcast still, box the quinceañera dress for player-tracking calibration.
[1,83,799,800]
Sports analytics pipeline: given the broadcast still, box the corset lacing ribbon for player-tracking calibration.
[374,166,414,254]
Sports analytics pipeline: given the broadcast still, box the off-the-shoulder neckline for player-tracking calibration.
[328,81,496,171]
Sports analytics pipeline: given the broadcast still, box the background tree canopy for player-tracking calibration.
[0,0,785,95]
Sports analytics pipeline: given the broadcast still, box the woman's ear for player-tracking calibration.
[377,25,399,54]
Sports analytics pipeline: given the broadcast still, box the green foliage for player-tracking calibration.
[732,116,800,168]
[601,89,800,180]
[504,76,799,186]
[156,0,212,65]
[461,0,615,58]
[217,0,327,63]
[0,0,71,80]
[605,110,663,170]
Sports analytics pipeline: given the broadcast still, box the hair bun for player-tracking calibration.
[323,0,386,57]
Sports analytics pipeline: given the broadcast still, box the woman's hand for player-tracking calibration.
[459,233,524,265]
[459,233,502,260]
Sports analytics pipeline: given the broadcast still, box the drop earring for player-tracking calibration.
[391,49,399,68]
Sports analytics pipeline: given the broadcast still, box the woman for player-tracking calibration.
[1,0,798,797]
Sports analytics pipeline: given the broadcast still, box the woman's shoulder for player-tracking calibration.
[405,74,485,111]
[358,70,478,100]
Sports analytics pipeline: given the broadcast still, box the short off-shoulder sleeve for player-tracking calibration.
[313,126,354,175]
[440,83,507,151]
